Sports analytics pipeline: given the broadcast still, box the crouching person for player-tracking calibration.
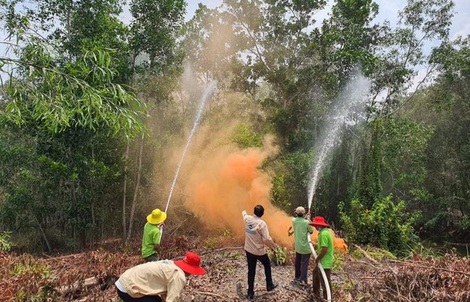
[115,251,206,302]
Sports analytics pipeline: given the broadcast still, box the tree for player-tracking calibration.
[411,36,470,241]
[0,2,145,250]
[369,0,454,114]
[130,0,185,72]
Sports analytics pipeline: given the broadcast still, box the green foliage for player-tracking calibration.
[357,118,383,207]
[268,245,288,266]
[340,195,420,256]
[232,123,263,148]
[0,231,12,252]
[460,215,470,231]
[11,261,52,279]
[130,0,185,72]
[3,47,144,136]
[421,209,454,240]
[407,241,446,259]
[318,0,381,84]
[0,1,147,251]
[419,37,470,242]
[349,245,396,261]
[332,250,346,271]
[10,257,55,301]
[381,117,434,208]
[314,130,355,221]
[271,174,290,210]
[270,151,313,211]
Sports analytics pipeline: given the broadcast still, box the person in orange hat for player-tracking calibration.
[142,208,167,262]
[310,216,334,300]
[115,251,206,302]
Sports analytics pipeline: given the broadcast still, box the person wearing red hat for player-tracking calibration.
[115,252,206,302]
[142,208,167,262]
[310,216,334,300]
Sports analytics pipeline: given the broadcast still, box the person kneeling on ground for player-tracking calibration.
[115,251,206,302]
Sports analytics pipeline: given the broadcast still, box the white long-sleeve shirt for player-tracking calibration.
[117,260,186,302]
[242,210,276,255]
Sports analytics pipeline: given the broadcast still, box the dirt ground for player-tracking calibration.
[181,247,317,302]
[1,235,469,302]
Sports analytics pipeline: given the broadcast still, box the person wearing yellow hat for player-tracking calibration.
[142,208,167,262]
[115,251,206,302]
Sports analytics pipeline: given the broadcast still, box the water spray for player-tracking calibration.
[307,73,370,210]
[306,72,370,301]
[161,80,217,235]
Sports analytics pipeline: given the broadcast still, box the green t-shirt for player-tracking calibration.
[293,217,313,254]
[317,228,334,269]
[142,222,162,258]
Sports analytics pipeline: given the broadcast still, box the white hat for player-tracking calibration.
[295,206,306,215]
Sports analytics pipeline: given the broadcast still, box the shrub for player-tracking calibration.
[268,245,288,266]
[0,231,12,252]
[340,194,420,256]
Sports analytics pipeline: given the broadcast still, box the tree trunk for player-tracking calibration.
[122,140,129,241]
[35,215,52,252]
[126,135,144,244]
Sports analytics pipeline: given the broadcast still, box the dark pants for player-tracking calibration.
[294,252,311,282]
[143,253,159,262]
[116,287,162,302]
[245,250,274,295]
[312,266,332,300]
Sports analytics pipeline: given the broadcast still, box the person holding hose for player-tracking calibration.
[142,208,167,262]
[289,206,313,286]
[310,216,334,301]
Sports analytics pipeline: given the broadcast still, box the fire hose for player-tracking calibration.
[308,238,331,302]
[307,212,331,302]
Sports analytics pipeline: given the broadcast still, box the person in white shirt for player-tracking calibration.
[115,251,206,302]
[242,205,278,300]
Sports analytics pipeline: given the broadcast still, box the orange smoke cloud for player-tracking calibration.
[184,145,294,247]
[183,140,347,252]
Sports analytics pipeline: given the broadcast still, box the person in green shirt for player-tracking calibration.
[310,216,334,300]
[289,206,313,285]
[142,208,167,262]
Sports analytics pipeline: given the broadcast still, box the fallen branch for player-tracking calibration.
[352,244,379,264]
[57,277,99,296]
[390,261,470,277]
[193,291,229,299]
[43,252,87,261]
